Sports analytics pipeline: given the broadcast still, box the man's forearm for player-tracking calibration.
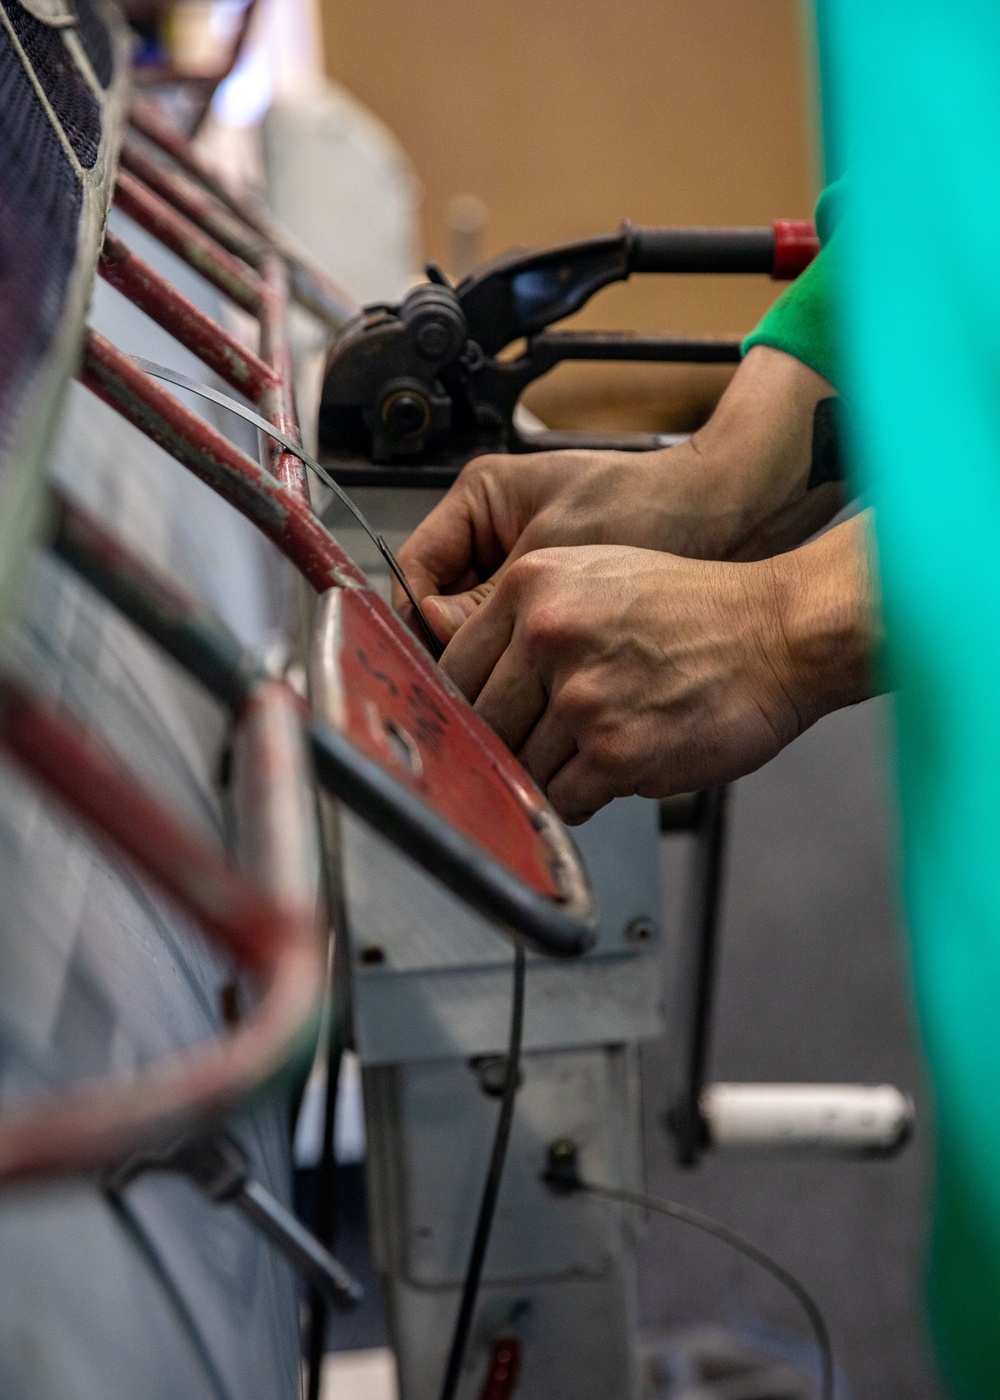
[768,508,882,727]
[670,344,845,562]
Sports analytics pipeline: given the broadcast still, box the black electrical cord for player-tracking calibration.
[303,999,346,1400]
[565,1172,834,1400]
[305,798,356,1400]
[437,945,526,1400]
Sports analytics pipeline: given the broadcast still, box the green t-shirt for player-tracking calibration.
[740,180,844,388]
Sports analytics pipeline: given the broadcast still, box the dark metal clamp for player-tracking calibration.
[318,220,818,478]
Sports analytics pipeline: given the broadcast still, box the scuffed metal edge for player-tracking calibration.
[307,589,596,956]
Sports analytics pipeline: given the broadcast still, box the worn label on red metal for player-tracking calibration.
[325,587,562,898]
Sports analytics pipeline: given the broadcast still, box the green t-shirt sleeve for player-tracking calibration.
[740,179,843,388]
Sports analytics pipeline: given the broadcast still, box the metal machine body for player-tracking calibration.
[320,498,663,1400]
[281,151,827,1394]
[318,484,911,1400]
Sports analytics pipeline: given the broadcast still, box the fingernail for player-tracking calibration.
[426,596,468,636]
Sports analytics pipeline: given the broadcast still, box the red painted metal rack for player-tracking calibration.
[0,100,595,1190]
[83,99,595,947]
[0,656,323,1182]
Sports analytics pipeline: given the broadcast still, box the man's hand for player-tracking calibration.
[394,444,698,635]
[394,346,841,640]
[438,515,877,824]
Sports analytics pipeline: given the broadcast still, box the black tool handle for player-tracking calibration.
[629,226,775,275]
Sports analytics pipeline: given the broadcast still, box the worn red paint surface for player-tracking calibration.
[330,586,561,896]
[79,331,364,590]
[115,169,265,314]
[130,98,259,213]
[99,232,277,401]
[259,254,309,499]
[120,136,267,269]
[128,100,360,328]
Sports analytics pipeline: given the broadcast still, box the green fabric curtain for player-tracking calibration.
[817,3,1000,1394]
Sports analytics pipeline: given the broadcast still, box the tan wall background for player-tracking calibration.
[321,0,818,433]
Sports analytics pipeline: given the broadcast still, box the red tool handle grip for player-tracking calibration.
[771,219,820,279]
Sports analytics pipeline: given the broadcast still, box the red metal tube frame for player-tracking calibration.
[99,231,278,402]
[259,253,309,497]
[76,334,586,906]
[115,168,265,314]
[89,111,593,924]
[127,99,360,329]
[0,677,324,1184]
[49,484,590,949]
[109,165,311,505]
[130,97,267,215]
[79,329,362,591]
[120,135,269,270]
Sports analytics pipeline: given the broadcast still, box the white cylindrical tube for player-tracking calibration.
[701,1083,914,1156]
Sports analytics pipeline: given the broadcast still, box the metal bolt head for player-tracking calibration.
[471,1054,523,1098]
[543,1138,580,1194]
[414,320,451,358]
[624,916,656,946]
[381,389,430,439]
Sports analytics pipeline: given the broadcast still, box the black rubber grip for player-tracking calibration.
[630,226,775,275]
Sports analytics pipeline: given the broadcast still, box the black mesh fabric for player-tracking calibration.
[0,22,83,446]
[5,0,100,167]
[72,0,113,88]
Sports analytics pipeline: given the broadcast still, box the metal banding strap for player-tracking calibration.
[127,356,443,659]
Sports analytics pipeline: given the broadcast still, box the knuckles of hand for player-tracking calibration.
[433,541,807,822]
[392,412,865,825]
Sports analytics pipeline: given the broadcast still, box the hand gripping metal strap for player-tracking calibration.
[47,489,594,958]
[76,105,595,958]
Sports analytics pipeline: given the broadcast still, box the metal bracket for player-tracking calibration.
[107,1135,364,1307]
